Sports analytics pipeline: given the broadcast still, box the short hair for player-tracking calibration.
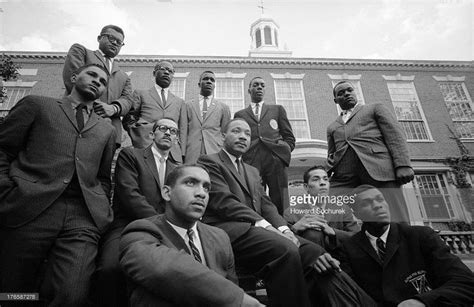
[248,76,264,88]
[74,63,109,77]
[332,80,353,97]
[153,61,174,74]
[165,164,210,187]
[100,25,124,38]
[303,165,327,184]
[222,118,249,133]
[351,184,379,206]
[152,117,178,132]
[199,70,215,83]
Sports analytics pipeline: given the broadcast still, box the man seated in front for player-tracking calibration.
[119,165,264,307]
[284,165,359,252]
[198,118,376,307]
[338,185,474,307]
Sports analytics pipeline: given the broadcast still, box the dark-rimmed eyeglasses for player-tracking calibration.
[154,125,178,135]
[154,66,175,74]
[102,34,125,46]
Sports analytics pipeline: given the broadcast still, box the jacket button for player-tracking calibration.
[76,157,80,161]
[78,134,82,138]
[63,179,70,184]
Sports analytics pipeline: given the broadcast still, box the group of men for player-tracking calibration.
[0,24,473,307]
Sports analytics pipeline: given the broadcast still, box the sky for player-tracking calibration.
[0,0,472,61]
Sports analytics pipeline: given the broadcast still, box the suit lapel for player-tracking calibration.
[259,103,269,121]
[197,223,212,268]
[191,99,203,124]
[383,223,400,267]
[144,146,161,188]
[204,98,217,121]
[58,98,79,131]
[354,231,383,266]
[82,111,100,132]
[345,104,363,124]
[165,92,178,110]
[94,50,108,69]
[245,105,258,123]
[156,215,191,255]
[149,87,164,109]
[165,159,177,179]
[218,150,250,195]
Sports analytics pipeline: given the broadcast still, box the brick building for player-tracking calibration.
[1,14,473,230]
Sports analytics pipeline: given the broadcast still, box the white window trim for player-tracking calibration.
[2,81,37,87]
[433,75,465,82]
[17,69,38,76]
[272,77,311,139]
[214,72,247,79]
[385,77,434,142]
[270,72,305,80]
[174,72,190,78]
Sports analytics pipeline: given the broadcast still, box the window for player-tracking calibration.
[214,72,246,115]
[264,26,272,45]
[0,82,36,118]
[168,73,189,100]
[256,29,262,48]
[413,174,455,220]
[438,82,474,139]
[386,81,431,141]
[272,75,310,139]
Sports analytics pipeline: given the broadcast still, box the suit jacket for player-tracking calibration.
[284,201,360,248]
[113,145,178,222]
[197,150,287,242]
[119,215,243,307]
[184,97,231,163]
[338,223,474,307]
[234,104,295,166]
[327,103,411,181]
[63,43,133,145]
[124,87,187,163]
[0,95,116,232]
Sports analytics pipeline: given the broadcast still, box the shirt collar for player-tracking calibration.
[200,94,213,101]
[222,148,241,164]
[154,84,168,94]
[251,101,264,107]
[365,224,390,244]
[97,49,113,61]
[167,219,198,239]
[341,102,359,115]
[69,98,93,114]
[151,143,169,160]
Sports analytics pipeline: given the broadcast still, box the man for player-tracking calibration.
[94,118,180,307]
[198,118,376,307]
[327,80,415,223]
[284,165,359,252]
[124,61,187,163]
[0,64,116,306]
[234,77,295,214]
[338,185,474,307]
[63,24,132,147]
[185,70,231,163]
[119,165,263,307]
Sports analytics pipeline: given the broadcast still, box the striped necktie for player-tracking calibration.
[376,237,386,262]
[187,228,202,263]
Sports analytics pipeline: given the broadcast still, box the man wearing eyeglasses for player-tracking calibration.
[124,61,187,163]
[63,24,133,147]
[93,117,180,307]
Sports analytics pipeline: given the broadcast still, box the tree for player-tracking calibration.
[0,54,21,124]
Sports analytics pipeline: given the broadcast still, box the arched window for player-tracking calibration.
[256,29,262,48]
[264,26,272,45]
[274,29,279,47]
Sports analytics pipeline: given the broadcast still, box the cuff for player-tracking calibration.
[278,226,291,233]
[255,219,271,228]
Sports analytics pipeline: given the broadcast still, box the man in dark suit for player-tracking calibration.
[93,117,180,307]
[185,70,231,163]
[234,77,295,214]
[120,165,263,307]
[338,185,474,307]
[124,61,187,163]
[0,64,116,306]
[63,24,133,147]
[284,165,359,252]
[198,118,377,307]
[327,80,415,223]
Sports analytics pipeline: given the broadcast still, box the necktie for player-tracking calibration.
[202,96,208,120]
[255,102,260,120]
[235,158,244,175]
[161,89,167,107]
[376,237,386,262]
[158,157,166,186]
[105,56,112,73]
[187,228,202,263]
[76,103,86,131]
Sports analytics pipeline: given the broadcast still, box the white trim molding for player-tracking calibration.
[214,72,247,79]
[174,72,190,78]
[327,73,362,80]
[270,72,305,80]
[382,73,415,81]
[17,69,38,76]
[433,75,466,82]
[2,81,38,87]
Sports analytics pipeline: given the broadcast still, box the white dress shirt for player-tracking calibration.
[151,145,168,186]
[251,101,264,120]
[167,220,206,265]
[365,224,390,257]
[154,84,169,102]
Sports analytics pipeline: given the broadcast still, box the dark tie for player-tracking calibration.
[187,228,202,263]
[76,103,86,131]
[202,96,208,120]
[376,237,386,262]
[255,102,260,119]
[235,158,244,175]
[161,89,167,107]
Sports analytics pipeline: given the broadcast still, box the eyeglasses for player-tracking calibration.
[154,125,178,135]
[154,66,175,74]
[101,34,125,46]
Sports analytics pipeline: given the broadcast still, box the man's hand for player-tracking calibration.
[241,293,265,307]
[395,166,415,185]
[313,253,341,274]
[397,299,425,307]
[93,101,116,118]
[265,226,299,247]
[293,215,335,236]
